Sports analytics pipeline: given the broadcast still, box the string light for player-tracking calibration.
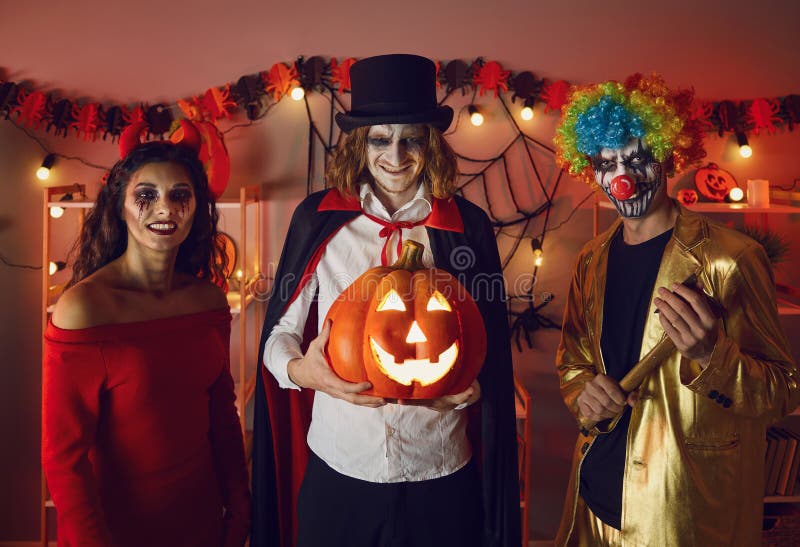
[736,132,752,158]
[48,261,66,275]
[468,105,484,127]
[530,238,543,267]
[50,192,74,218]
[290,87,305,101]
[520,100,534,121]
[728,187,744,202]
[36,154,56,181]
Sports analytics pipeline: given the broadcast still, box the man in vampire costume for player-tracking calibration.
[250,54,521,547]
[553,74,799,546]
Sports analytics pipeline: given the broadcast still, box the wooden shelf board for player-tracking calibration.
[47,200,94,209]
[597,200,800,214]
[778,298,800,316]
[764,495,800,503]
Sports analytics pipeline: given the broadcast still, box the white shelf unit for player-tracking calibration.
[218,186,263,437]
[41,184,263,545]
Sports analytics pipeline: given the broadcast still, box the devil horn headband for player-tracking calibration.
[118,119,202,159]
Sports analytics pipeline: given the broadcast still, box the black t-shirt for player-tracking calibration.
[579,226,673,529]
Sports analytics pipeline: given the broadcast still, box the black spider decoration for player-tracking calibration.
[232,74,266,121]
[101,105,126,142]
[145,104,173,139]
[47,98,74,137]
[298,55,328,91]
[510,71,542,104]
[509,293,561,352]
[442,59,471,95]
[0,81,19,119]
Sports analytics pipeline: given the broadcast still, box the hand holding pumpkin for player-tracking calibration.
[287,319,387,408]
[396,379,481,412]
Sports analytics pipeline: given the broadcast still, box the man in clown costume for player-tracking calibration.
[553,74,798,546]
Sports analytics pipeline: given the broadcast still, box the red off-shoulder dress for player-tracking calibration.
[42,309,251,547]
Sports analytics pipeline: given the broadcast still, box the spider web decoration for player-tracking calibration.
[294,57,564,347]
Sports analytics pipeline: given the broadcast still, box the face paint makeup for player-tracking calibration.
[366,124,427,196]
[593,138,664,218]
[123,162,197,252]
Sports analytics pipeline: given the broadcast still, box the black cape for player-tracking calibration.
[251,188,520,547]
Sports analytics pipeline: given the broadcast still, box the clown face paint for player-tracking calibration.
[592,138,665,218]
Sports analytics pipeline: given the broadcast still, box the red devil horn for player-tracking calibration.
[119,121,149,158]
[169,119,202,155]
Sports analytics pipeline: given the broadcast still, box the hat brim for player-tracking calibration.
[335,105,454,133]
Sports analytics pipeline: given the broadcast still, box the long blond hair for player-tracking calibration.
[325,125,458,198]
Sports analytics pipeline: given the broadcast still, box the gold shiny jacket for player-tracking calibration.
[555,205,799,546]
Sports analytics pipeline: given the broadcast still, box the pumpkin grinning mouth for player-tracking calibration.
[369,337,458,386]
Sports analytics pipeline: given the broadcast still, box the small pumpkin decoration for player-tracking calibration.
[325,240,486,399]
[676,188,698,206]
[694,163,737,202]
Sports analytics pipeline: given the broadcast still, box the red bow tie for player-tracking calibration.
[363,212,430,266]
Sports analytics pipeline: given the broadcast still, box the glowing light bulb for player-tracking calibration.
[49,261,66,275]
[290,87,305,101]
[531,237,543,268]
[520,106,534,121]
[50,206,65,219]
[736,132,752,158]
[36,154,56,181]
[468,105,483,127]
[236,269,244,279]
[729,187,744,202]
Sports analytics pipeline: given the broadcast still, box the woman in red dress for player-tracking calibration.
[42,137,251,547]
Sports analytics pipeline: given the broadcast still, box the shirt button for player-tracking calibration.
[709,390,719,399]
[716,394,726,405]
[723,398,732,408]
[386,425,395,437]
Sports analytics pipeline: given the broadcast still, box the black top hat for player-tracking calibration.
[335,54,453,133]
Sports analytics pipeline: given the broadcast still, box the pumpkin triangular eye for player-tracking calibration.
[377,289,406,312]
[426,291,452,312]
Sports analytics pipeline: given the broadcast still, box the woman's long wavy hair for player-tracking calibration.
[325,125,459,198]
[68,142,227,288]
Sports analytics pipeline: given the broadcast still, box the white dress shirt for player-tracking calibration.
[264,182,471,482]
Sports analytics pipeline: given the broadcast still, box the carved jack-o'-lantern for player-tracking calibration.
[676,188,699,206]
[694,163,737,202]
[325,240,486,399]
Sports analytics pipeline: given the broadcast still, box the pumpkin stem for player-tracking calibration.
[392,240,425,271]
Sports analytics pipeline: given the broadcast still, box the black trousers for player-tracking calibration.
[296,451,483,547]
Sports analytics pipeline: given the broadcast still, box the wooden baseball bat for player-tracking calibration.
[578,273,715,433]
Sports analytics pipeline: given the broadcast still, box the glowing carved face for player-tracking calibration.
[592,138,666,218]
[324,239,486,399]
[368,288,458,386]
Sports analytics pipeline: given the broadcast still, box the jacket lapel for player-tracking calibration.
[638,205,707,359]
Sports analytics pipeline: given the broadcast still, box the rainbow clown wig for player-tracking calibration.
[554,73,705,185]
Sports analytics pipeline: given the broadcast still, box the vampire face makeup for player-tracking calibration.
[592,138,666,218]
[365,124,427,197]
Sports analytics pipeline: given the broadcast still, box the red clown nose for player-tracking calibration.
[610,175,636,201]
